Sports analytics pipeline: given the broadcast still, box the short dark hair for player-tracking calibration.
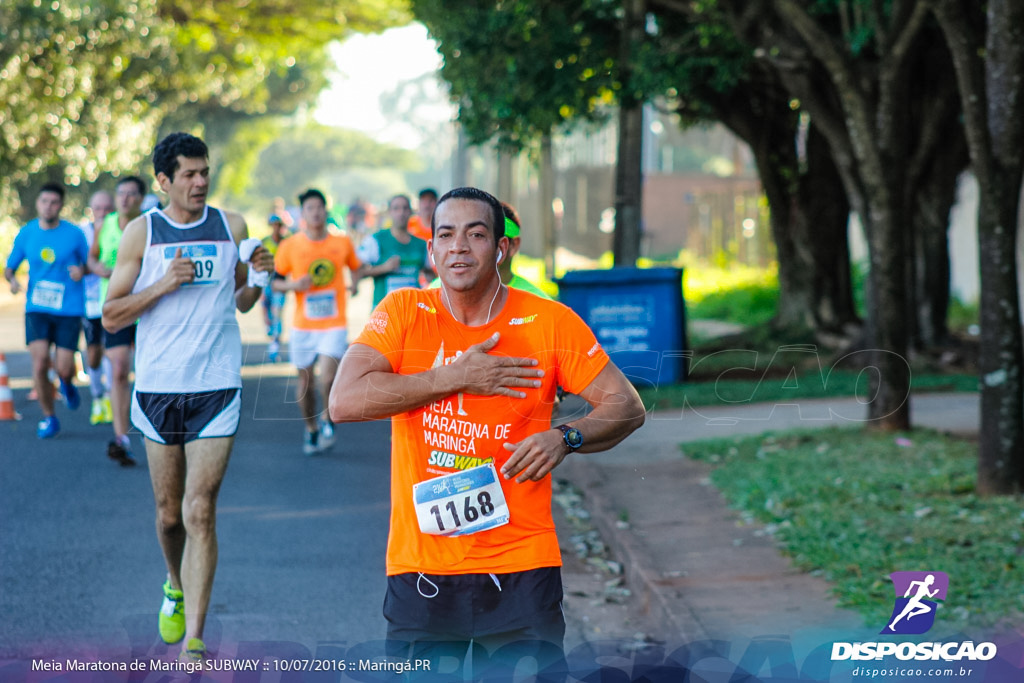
[117,175,147,196]
[419,188,438,201]
[433,187,505,244]
[38,182,65,201]
[389,194,411,209]
[153,133,208,180]
[298,188,327,206]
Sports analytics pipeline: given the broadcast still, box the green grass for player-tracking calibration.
[949,297,979,334]
[513,253,781,323]
[684,429,1024,630]
[509,254,560,298]
[641,320,976,409]
[685,265,779,326]
[641,367,976,411]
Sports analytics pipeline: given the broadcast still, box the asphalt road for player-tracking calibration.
[0,289,651,673]
[0,279,399,663]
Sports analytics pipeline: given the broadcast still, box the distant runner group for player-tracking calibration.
[4,132,645,676]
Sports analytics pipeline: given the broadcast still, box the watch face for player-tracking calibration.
[563,426,583,449]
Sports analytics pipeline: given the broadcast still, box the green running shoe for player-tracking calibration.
[100,396,113,424]
[158,580,185,643]
[90,398,105,425]
[178,638,206,662]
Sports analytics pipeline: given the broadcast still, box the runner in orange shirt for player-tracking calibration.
[274,188,361,454]
[330,187,645,678]
[406,187,437,242]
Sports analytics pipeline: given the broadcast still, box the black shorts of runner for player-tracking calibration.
[26,312,82,350]
[82,316,104,346]
[384,567,566,681]
[131,388,240,446]
[103,322,136,349]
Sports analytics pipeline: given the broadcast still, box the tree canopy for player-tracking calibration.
[0,0,409,220]
[413,0,623,151]
[246,123,421,203]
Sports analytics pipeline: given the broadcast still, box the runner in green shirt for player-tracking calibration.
[356,194,430,308]
[88,175,145,466]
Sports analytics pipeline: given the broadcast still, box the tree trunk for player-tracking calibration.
[612,0,644,267]
[496,148,514,205]
[913,208,952,348]
[744,114,856,333]
[976,179,1024,493]
[865,184,911,429]
[539,134,557,280]
[453,124,470,188]
[934,0,1024,494]
[910,141,966,348]
[725,0,923,430]
[902,38,968,350]
[791,124,857,332]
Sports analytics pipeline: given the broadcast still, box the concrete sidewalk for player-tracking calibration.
[559,392,980,644]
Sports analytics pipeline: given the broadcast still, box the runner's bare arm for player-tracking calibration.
[329,333,544,423]
[4,267,21,294]
[361,255,401,277]
[87,229,111,278]
[102,217,195,333]
[500,362,646,483]
[227,212,272,313]
[272,274,311,292]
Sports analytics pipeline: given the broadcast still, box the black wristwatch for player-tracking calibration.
[558,424,584,453]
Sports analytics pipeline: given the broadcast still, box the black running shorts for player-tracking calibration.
[26,312,82,350]
[131,388,240,445]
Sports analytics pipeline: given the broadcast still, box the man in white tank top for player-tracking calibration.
[101,133,274,662]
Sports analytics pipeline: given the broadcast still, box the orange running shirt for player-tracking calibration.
[354,287,610,576]
[407,215,432,242]
[275,231,360,330]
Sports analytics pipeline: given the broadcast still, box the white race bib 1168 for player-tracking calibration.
[413,463,510,537]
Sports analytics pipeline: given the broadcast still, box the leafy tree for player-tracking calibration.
[713,0,969,431]
[0,0,409,222]
[414,0,620,149]
[247,124,421,202]
[643,4,859,335]
[1,0,172,214]
[413,0,635,270]
[420,0,860,335]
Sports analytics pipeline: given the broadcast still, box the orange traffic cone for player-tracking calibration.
[0,352,19,420]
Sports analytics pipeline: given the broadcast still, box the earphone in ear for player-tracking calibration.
[430,253,435,265]
[496,250,503,262]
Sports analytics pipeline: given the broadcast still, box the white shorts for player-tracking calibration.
[290,326,348,368]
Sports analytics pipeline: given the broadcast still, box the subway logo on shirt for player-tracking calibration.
[427,451,494,471]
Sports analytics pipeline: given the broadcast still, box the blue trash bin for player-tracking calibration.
[556,267,686,387]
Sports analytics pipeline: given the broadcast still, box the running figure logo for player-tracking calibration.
[881,571,949,635]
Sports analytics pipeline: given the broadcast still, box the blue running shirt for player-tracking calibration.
[6,219,89,316]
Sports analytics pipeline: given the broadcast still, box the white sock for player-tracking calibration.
[87,364,105,398]
[102,356,112,393]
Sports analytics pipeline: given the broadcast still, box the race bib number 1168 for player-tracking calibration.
[413,464,510,537]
